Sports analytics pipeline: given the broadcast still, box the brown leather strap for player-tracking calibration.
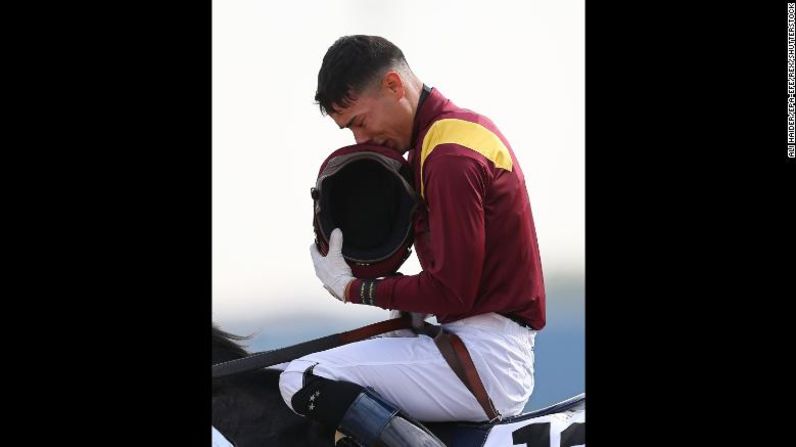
[431,329,501,422]
[214,316,416,379]
[337,316,415,343]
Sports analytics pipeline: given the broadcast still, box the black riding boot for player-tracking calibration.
[336,387,446,447]
[291,372,445,447]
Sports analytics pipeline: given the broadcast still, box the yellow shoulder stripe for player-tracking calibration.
[419,118,513,198]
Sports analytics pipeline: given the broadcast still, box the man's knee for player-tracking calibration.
[278,359,319,413]
[279,360,365,429]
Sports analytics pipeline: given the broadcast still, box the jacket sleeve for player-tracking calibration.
[347,145,489,314]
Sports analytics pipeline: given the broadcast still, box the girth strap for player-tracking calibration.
[415,323,501,422]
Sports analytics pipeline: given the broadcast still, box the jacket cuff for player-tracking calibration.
[346,278,386,307]
[346,279,364,303]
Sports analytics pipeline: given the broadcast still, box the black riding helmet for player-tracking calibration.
[312,143,418,279]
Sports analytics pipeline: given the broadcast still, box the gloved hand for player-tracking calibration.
[310,228,354,302]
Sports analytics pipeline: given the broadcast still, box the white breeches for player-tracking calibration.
[276,312,536,422]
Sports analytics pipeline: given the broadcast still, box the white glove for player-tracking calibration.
[310,228,354,302]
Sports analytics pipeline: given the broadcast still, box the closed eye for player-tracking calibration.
[341,115,365,130]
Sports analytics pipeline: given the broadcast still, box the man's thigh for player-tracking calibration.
[279,335,486,422]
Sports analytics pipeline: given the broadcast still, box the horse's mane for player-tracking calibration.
[212,324,251,363]
[212,323,333,447]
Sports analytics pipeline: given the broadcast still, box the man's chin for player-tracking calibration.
[388,140,409,154]
[375,140,408,154]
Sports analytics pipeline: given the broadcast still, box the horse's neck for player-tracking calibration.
[212,329,333,447]
[213,370,277,440]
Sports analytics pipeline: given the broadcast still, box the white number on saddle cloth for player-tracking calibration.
[483,407,585,447]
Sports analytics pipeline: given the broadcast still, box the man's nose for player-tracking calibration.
[351,128,370,144]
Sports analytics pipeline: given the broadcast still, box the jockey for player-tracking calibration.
[279,35,546,447]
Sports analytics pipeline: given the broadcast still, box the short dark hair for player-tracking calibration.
[315,35,407,115]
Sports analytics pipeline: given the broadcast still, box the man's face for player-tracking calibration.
[330,76,414,154]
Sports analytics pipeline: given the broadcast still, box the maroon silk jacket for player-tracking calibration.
[346,87,546,330]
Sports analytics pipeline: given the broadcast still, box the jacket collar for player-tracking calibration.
[410,85,449,149]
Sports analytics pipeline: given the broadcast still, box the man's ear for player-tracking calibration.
[382,71,405,99]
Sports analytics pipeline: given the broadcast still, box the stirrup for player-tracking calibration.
[337,388,446,447]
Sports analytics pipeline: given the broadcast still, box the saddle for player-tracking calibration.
[336,393,586,447]
[425,393,586,447]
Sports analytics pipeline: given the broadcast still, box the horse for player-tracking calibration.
[212,323,586,447]
[212,324,333,446]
